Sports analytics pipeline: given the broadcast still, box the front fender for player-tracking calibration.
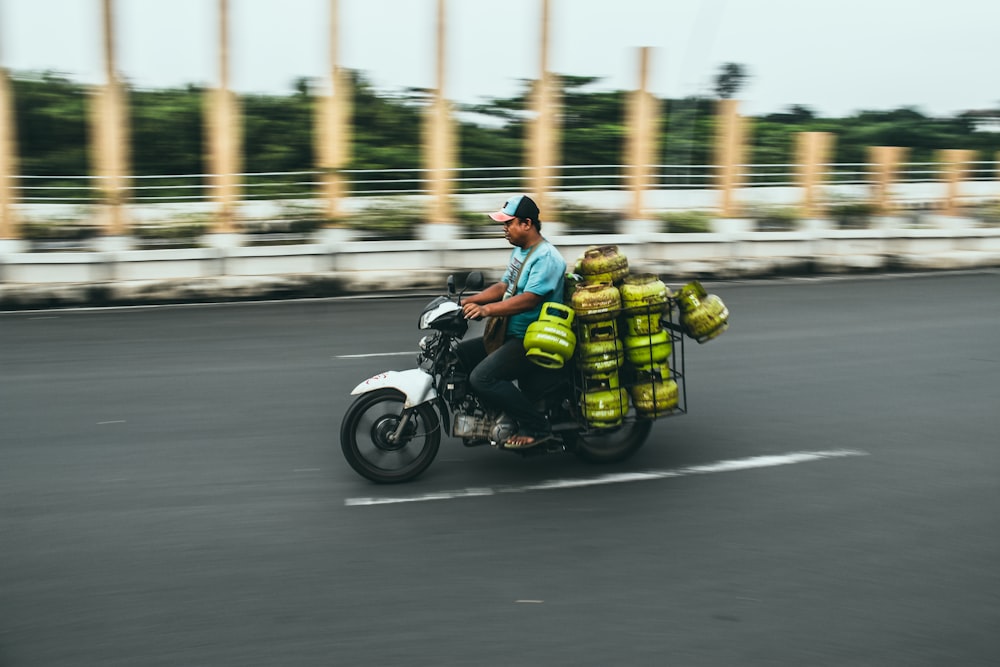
[350,369,437,408]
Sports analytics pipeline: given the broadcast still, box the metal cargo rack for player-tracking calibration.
[569,295,687,431]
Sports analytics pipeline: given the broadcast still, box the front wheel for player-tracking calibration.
[340,388,441,483]
[573,418,653,464]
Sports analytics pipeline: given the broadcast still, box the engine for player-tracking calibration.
[452,411,517,446]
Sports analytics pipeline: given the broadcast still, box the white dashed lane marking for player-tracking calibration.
[345,449,869,506]
[334,352,415,359]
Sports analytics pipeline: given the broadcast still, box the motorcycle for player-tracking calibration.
[339,270,697,484]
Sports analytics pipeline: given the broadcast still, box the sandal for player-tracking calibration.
[504,430,555,449]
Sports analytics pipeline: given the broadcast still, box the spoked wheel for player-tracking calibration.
[340,389,440,483]
[573,418,653,464]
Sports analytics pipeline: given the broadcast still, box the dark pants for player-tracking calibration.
[456,336,551,433]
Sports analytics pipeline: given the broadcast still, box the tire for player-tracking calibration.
[340,388,441,484]
[573,418,653,464]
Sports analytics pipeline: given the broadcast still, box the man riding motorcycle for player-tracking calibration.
[457,195,567,449]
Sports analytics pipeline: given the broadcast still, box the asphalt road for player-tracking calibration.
[2,271,999,666]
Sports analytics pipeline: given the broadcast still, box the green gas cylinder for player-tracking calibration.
[623,329,672,366]
[630,376,679,417]
[676,281,729,343]
[579,319,618,343]
[581,373,630,428]
[620,273,670,314]
[523,302,577,369]
[578,245,629,284]
[571,282,622,322]
[576,337,625,375]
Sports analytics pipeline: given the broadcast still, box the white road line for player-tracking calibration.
[344,449,868,507]
[335,351,415,359]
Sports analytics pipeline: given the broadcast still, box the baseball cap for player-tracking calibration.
[489,194,540,223]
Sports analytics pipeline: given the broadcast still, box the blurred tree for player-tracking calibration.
[12,72,89,176]
[559,76,626,166]
[762,105,816,124]
[130,87,204,176]
[8,69,1000,200]
[660,97,716,186]
[455,79,530,170]
[824,107,981,164]
[242,92,313,172]
[348,71,423,171]
[714,62,750,100]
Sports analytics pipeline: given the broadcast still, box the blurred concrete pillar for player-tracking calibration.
[0,67,18,240]
[796,131,833,219]
[422,0,455,227]
[715,99,747,218]
[93,0,130,237]
[868,146,906,215]
[316,0,352,224]
[527,0,559,219]
[938,149,975,217]
[625,47,660,222]
[207,0,241,233]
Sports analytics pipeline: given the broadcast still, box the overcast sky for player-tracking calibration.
[2,0,998,117]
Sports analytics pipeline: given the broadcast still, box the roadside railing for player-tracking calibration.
[15,160,998,206]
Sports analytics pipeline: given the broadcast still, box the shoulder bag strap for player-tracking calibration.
[502,242,542,301]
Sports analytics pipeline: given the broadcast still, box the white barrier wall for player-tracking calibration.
[3,227,999,290]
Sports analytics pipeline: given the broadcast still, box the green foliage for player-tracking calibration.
[238,201,331,240]
[749,205,800,231]
[241,91,314,173]
[748,121,796,175]
[657,210,712,233]
[133,214,210,242]
[131,87,205,176]
[12,73,89,179]
[8,68,1000,207]
[761,105,817,124]
[19,217,100,240]
[349,72,423,170]
[827,200,877,229]
[805,107,994,165]
[660,98,716,185]
[561,78,627,166]
[345,200,425,239]
[456,208,489,225]
[962,201,1000,226]
[458,121,521,172]
[552,201,621,233]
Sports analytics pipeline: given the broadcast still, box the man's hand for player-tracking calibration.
[462,302,490,320]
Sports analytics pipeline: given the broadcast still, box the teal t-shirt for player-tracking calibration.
[501,240,566,338]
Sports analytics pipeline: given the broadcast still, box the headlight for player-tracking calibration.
[420,300,461,329]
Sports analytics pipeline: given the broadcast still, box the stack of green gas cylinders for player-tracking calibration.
[571,245,634,427]
[563,244,729,428]
[619,272,678,419]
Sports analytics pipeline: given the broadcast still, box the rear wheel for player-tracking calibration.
[340,389,440,483]
[573,418,652,464]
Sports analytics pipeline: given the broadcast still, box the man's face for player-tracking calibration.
[502,217,532,246]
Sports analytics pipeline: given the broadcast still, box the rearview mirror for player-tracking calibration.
[465,271,484,291]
